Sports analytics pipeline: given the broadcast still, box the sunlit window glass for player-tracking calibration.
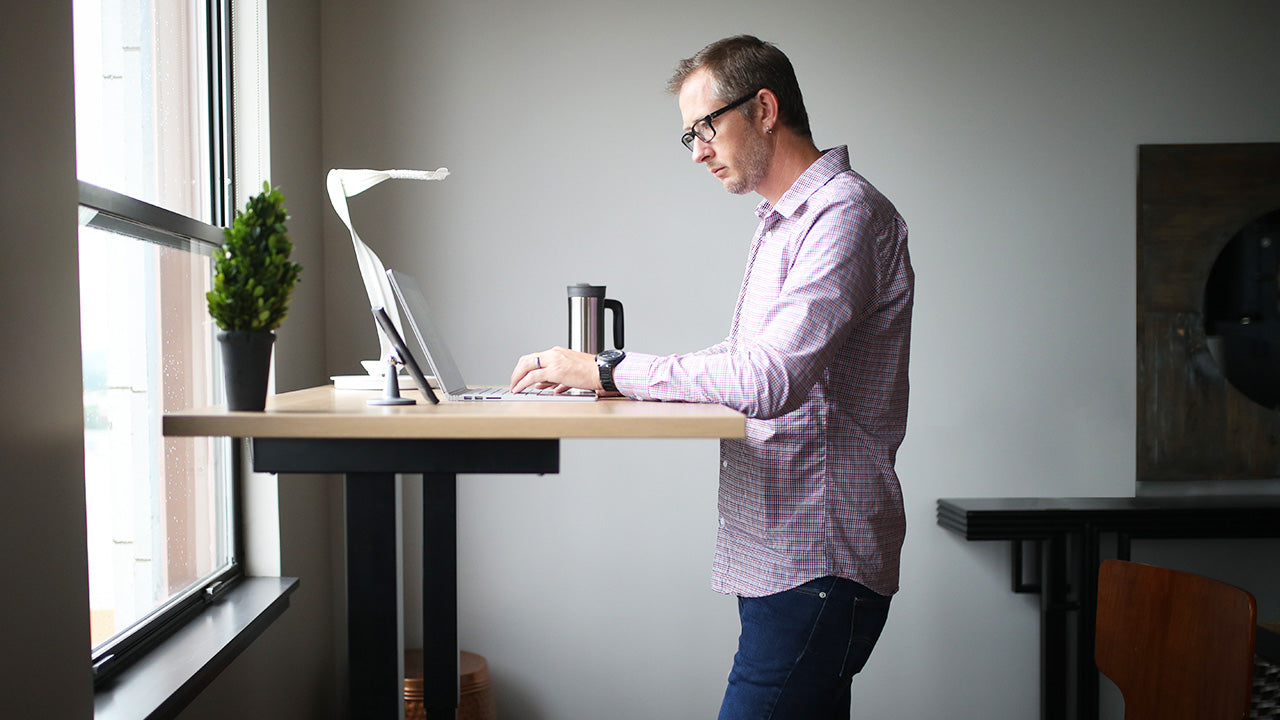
[79,223,233,648]
[74,0,215,222]
[73,0,235,661]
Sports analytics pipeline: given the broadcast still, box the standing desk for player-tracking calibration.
[164,385,745,719]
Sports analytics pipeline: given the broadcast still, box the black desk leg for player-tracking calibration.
[346,473,402,719]
[422,473,459,720]
[1040,535,1069,720]
[1077,527,1101,720]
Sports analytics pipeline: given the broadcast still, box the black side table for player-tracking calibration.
[937,495,1280,720]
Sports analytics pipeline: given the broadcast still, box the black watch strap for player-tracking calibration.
[597,350,625,393]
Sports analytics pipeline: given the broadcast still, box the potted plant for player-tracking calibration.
[207,182,302,410]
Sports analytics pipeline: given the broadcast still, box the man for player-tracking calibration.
[510,35,913,719]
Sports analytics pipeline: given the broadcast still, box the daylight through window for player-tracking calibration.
[73,0,238,681]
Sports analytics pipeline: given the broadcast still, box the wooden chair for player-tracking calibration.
[1095,558,1257,720]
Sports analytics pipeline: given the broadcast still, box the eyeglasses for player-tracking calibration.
[680,90,760,151]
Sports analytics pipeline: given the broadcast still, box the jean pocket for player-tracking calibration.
[789,576,839,599]
[839,595,891,678]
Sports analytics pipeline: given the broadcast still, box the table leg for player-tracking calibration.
[422,473,459,719]
[346,472,402,718]
[1040,534,1069,720]
[1076,526,1101,720]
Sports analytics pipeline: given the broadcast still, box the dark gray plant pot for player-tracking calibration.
[217,331,276,411]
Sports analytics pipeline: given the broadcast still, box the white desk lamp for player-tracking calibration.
[326,167,449,388]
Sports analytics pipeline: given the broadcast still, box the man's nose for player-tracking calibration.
[690,136,712,163]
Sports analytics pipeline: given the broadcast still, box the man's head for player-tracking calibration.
[667,35,812,141]
[669,36,816,199]
[674,68,772,194]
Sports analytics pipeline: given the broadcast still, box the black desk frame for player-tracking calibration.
[937,496,1280,720]
[254,437,560,720]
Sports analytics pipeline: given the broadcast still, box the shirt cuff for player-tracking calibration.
[611,352,659,400]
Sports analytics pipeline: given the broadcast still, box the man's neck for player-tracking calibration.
[757,135,824,206]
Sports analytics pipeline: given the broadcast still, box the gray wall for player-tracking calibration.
[319,1,1280,719]
[179,0,344,717]
[0,2,93,717]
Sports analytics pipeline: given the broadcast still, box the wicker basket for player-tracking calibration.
[405,649,497,720]
[1253,656,1280,720]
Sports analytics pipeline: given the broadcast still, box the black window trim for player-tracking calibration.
[93,576,300,720]
[78,181,226,250]
[208,0,234,227]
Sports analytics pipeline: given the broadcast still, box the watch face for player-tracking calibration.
[598,349,624,364]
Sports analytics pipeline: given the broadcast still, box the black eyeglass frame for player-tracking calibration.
[680,89,762,151]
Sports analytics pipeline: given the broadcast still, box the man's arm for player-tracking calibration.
[614,199,884,418]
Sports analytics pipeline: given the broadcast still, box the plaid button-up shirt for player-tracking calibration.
[614,146,913,597]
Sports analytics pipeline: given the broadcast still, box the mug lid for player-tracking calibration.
[567,283,606,298]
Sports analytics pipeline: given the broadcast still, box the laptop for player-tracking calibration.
[387,268,597,402]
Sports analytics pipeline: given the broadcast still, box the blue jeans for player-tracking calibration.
[717,576,892,720]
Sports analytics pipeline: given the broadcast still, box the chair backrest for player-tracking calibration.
[1095,559,1257,720]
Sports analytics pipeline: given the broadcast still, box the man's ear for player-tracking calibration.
[756,88,781,130]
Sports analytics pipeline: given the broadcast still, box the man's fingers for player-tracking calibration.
[509,351,545,388]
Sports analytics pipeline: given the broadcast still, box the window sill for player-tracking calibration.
[93,576,300,720]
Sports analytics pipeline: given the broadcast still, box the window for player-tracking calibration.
[73,0,239,684]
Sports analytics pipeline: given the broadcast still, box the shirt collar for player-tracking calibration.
[755,145,851,220]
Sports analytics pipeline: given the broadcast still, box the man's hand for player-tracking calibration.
[510,346,613,395]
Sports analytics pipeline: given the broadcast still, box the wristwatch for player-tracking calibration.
[596,349,626,393]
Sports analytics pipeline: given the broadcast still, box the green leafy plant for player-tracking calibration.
[207,182,302,332]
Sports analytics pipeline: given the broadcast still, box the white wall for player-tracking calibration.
[319,1,1280,718]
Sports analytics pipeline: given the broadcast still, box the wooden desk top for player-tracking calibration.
[163,385,746,440]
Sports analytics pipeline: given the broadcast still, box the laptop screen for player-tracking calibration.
[386,268,471,395]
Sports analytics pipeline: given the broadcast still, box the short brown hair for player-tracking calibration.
[667,35,812,139]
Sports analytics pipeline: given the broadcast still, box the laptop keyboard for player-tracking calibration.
[463,386,542,399]
[459,386,593,400]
